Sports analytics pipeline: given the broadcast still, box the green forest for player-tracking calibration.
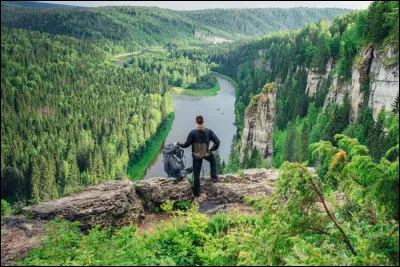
[1,27,173,203]
[183,7,349,39]
[125,48,218,91]
[1,3,350,50]
[216,1,399,172]
[1,1,399,266]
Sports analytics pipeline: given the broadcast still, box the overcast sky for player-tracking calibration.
[39,1,372,10]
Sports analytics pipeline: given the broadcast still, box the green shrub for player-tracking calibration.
[160,200,174,213]
[237,169,246,182]
[11,201,26,215]
[1,199,11,216]
[174,200,191,211]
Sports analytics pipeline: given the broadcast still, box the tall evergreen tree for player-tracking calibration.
[285,121,297,162]
[299,121,310,163]
[368,110,386,161]
[30,157,41,204]
[249,147,261,168]
[392,92,399,114]
[241,147,250,169]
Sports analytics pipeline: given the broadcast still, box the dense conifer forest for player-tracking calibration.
[212,1,399,171]
[1,27,173,203]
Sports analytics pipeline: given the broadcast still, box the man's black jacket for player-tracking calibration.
[178,125,220,159]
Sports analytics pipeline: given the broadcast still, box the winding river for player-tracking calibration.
[144,76,237,179]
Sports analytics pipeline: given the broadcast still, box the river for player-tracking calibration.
[143,76,237,179]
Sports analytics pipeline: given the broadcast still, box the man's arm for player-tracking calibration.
[177,131,193,148]
[209,130,220,151]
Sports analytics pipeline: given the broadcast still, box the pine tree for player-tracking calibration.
[67,146,80,187]
[323,106,338,143]
[30,157,41,204]
[368,110,386,161]
[392,92,399,114]
[241,147,250,169]
[38,155,49,201]
[285,121,297,162]
[93,148,103,183]
[307,102,318,132]
[249,147,260,168]
[299,121,310,163]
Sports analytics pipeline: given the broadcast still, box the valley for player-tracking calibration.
[1,1,399,266]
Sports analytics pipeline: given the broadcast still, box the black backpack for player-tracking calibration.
[163,144,192,180]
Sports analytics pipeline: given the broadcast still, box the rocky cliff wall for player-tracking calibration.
[239,83,276,161]
[324,44,399,119]
[253,44,398,123]
[246,44,398,163]
[368,45,399,118]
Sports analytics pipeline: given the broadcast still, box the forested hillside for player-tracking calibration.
[182,7,349,38]
[1,3,351,51]
[0,4,224,51]
[1,27,173,203]
[212,1,399,171]
[125,49,217,90]
[1,1,78,8]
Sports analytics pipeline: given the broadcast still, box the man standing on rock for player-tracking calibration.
[175,115,220,196]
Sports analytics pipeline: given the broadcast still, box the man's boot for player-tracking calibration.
[211,174,219,183]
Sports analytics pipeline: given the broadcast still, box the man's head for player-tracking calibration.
[196,115,204,125]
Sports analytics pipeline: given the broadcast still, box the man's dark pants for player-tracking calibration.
[192,153,217,196]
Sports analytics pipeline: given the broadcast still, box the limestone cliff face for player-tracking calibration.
[324,45,375,120]
[368,45,399,118]
[253,44,399,121]
[240,83,276,161]
[324,44,399,119]
[305,58,334,97]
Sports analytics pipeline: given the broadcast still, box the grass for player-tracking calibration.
[128,113,174,181]
[171,79,220,97]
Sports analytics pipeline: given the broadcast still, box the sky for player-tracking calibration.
[38,1,372,10]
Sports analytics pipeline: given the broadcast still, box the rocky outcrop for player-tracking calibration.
[1,216,46,266]
[2,169,280,265]
[23,180,144,228]
[199,169,278,204]
[18,169,278,228]
[135,178,194,210]
[240,83,276,162]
